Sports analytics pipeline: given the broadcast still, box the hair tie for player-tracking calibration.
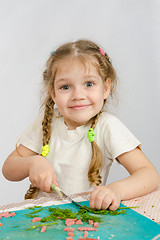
[87,128,95,142]
[50,50,55,55]
[42,144,50,157]
[99,48,105,56]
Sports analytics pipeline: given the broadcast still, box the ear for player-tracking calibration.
[49,84,56,103]
[103,78,111,100]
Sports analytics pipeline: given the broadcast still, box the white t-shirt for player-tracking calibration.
[19,111,141,199]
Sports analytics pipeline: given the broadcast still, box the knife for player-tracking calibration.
[50,183,83,209]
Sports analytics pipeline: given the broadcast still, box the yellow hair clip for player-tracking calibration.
[87,128,95,142]
[42,144,50,157]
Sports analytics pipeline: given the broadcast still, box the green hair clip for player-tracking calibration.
[87,128,95,142]
[42,144,50,157]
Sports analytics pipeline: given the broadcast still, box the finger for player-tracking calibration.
[52,175,58,186]
[108,199,120,211]
[52,179,58,187]
[90,189,108,210]
[94,194,105,210]
[101,195,113,210]
[89,187,101,209]
[29,175,39,188]
[42,177,53,193]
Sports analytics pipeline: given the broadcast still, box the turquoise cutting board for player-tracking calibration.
[0,201,160,240]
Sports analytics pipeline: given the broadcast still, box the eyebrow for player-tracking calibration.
[55,74,100,84]
[55,78,70,84]
[85,75,99,79]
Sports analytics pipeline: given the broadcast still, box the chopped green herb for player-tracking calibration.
[24,206,43,218]
[48,207,77,218]
[26,222,57,231]
[24,214,40,218]
[78,205,139,215]
[40,205,129,223]
[41,208,77,222]
[78,205,125,215]
[25,204,138,231]
[30,208,43,214]
[27,206,43,210]
[80,213,102,222]
[119,206,139,210]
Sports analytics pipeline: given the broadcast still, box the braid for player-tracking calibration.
[25,96,54,200]
[42,96,54,146]
[88,113,102,186]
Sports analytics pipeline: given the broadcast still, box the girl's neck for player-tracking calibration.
[64,117,93,130]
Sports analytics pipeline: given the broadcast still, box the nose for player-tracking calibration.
[71,86,85,101]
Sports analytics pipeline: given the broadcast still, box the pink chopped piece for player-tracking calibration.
[66,237,74,240]
[94,222,99,228]
[5,212,16,218]
[84,230,88,237]
[63,227,75,232]
[65,218,76,226]
[9,212,16,217]
[68,232,74,237]
[41,225,46,233]
[2,211,9,216]
[32,217,42,222]
[88,220,93,225]
[4,214,11,218]
[77,227,97,231]
[76,219,83,225]
[0,211,9,218]
[77,238,98,240]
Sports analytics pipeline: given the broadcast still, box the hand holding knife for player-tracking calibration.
[50,183,83,209]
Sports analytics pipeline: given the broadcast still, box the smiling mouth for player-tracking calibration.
[69,105,91,110]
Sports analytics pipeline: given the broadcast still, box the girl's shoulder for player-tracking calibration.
[98,111,121,125]
[97,111,130,134]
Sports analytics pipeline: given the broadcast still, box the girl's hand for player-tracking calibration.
[28,155,57,193]
[89,185,122,211]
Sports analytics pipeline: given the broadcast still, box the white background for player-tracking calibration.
[0,0,159,205]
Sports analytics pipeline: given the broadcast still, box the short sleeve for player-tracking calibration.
[101,114,141,162]
[18,110,44,154]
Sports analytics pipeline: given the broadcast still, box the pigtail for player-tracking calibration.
[25,96,54,200]
[24,184,39,199]
[42,96,54,146]
[88,113,102,186]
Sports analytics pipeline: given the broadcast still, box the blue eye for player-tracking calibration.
[61,85,70,90]
[85,81,94,87]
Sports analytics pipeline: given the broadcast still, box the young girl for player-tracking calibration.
[2,40,159,211]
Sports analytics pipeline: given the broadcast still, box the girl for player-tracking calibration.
[2,40,159,211]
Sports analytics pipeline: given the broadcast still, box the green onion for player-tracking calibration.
[26,222,57,231]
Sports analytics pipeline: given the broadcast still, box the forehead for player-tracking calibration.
[54,56,100,77]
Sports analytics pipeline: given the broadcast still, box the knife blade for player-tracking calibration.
[50,183,83,209]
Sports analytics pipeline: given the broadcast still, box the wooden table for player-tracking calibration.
[0,188,160,224]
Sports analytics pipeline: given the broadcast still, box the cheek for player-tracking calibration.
[92,89,105,102]
[54,93,68,110]
[55,98,63,109]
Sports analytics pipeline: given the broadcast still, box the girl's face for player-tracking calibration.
[51,57,111,130]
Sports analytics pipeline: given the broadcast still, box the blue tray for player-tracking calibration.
[0,201,160,239]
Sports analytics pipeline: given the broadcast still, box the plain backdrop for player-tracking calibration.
[0,0,159,205]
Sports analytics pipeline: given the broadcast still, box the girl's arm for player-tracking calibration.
[2,144,57,193]
[89,147,159,210]
[110,147,159,200]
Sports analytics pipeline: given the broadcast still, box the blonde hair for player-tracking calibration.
[25,39,117,199]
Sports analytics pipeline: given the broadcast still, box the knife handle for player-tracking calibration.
[50,183,63,197]
[50,183,57,191]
